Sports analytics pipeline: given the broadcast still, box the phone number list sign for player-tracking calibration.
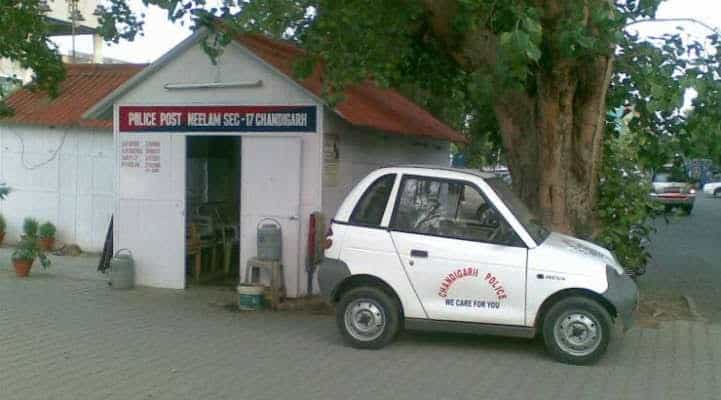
[118,105,317,133]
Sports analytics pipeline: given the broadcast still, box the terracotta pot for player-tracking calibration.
[0,231,5,246]
[13,259,34,277]
[39,237,55,252]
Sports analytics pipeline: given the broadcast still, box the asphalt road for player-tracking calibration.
[640,194,721,322]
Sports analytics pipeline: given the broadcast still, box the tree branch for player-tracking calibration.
[625,18,718,33]
[420,0,497,71]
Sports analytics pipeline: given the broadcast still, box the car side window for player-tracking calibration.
[349,174,396,227]
[391,176,521,246]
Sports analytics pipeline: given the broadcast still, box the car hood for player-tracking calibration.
[530,232,620,276]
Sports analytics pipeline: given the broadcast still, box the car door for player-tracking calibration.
[389,174,528,326]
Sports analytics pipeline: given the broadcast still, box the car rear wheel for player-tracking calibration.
[542,296,612,365]
[714,188,721,198]
[336,286,401,349]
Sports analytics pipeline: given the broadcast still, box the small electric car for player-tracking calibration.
[319,166,638,365]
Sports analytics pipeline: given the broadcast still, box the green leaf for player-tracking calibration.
[525,44,542,62]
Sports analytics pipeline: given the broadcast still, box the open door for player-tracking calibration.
[240,136,302,297]
[115,134,186,289]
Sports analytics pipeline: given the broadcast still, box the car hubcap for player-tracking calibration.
[344,298,385,341]
[554,311,602,357]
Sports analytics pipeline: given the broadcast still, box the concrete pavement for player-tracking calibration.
[0,249,719,400]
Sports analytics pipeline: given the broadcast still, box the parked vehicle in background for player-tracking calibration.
[703,179,721,197]
[649,166,696,214]
[319,166,638,365]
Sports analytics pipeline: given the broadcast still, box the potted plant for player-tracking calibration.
[0,213,6,246]
[23,217,39,239]
[11,237,50,277]
[38,222,57,251]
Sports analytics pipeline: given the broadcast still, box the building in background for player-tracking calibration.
[1,0,105,97]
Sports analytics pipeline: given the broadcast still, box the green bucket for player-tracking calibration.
[237,285,264,311]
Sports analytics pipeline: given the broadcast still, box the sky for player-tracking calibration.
[50,0,721,64]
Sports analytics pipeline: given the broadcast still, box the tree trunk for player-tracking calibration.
[422,0,616,237]
[495,54,614,237]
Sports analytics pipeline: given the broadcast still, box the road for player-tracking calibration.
[640,194,721,322]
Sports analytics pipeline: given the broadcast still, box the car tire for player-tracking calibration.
[336,286,401,349]
[542,296,612,365]
[714,188,721,198]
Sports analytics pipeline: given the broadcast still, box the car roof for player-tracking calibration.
[385,164,499,179]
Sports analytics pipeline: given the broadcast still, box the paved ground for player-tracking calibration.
[640,194,721,322]
[0,248,720,400]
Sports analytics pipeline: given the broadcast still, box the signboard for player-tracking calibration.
[120,138,162,173]
[118,105,317,133]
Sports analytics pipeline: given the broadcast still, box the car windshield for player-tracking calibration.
[485,177,550,245]
[653,169,687,183]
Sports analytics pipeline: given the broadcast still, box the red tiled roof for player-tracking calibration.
[237,34,467,143]
[1,64,145,129]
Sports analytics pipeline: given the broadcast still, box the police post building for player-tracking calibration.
[82,32,466,296]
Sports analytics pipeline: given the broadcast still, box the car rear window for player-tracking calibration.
[349,174,396,227]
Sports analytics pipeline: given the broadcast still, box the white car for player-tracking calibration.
[703,181,721,197]
[319,166,638,365]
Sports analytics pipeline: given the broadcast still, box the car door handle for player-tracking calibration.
[410,249,428,258]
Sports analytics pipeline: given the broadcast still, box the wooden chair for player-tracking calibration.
[187,223,214,282]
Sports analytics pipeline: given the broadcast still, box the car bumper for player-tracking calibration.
[602,266,639,333]
[649,194,696,205]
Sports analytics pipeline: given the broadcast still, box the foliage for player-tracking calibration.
[596,110,662,274]
[38,222,56,239]
[22,217,39,239]
[0,213,5,233]
[0,0,65,115]
[11,236,50,268]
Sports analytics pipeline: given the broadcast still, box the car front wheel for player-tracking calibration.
[336,286,401,349]
[542,296,612,365]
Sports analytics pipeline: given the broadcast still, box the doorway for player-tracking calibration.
[185,135,241,285]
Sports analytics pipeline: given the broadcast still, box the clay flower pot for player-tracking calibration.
[39,237,55,252]
[13,258,34,277]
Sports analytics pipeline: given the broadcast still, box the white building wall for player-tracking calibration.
[0,124,114,250]
[321,112,450,219]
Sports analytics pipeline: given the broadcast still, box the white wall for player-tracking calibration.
[321,112,451,220]
[0,124,114,251]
